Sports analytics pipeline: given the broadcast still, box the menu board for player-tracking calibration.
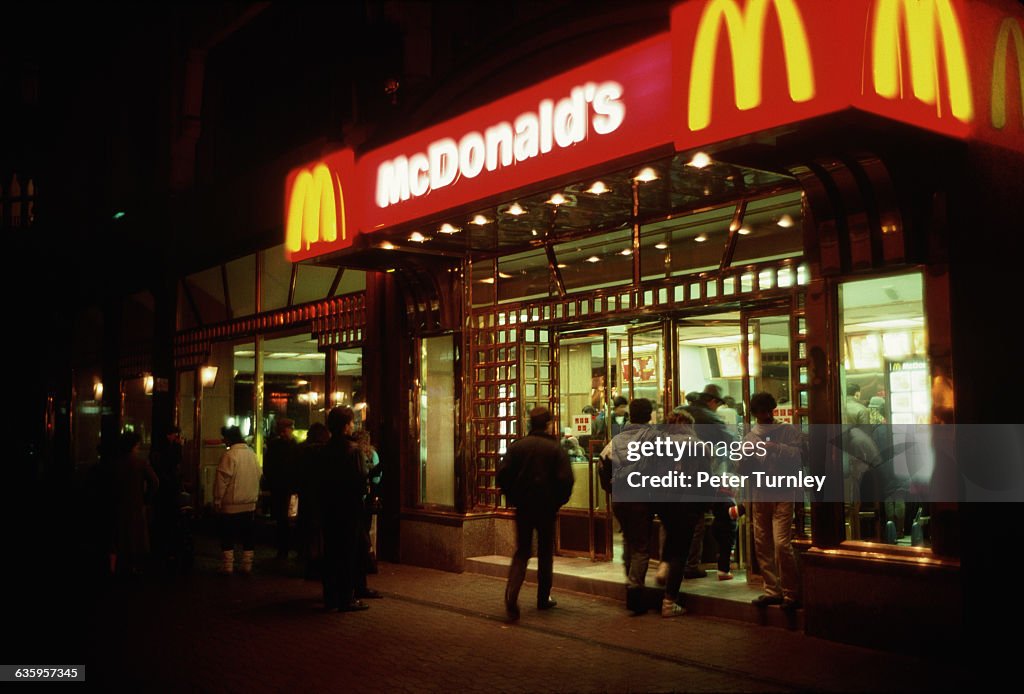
[887,359,929,424]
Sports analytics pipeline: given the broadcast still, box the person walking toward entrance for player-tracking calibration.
[497,406,574,620]
[264,417,298,560]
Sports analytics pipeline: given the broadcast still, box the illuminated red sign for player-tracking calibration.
[358,34,674,233]
[284,0,1024,261]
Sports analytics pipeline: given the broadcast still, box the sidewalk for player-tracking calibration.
[62,535,968,692]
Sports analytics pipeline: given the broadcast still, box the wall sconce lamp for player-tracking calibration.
[144,375,154,395]
[200,366,219,388]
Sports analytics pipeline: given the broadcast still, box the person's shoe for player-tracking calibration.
[537,598,557,610]
[751,594,784,607]
[505,599,520,620]
[717,571,734,581]
[355,588,383,599]
[626,587,647,615]
[781,598,802,611]
[661,598,686,618]
[684,568,707,579]
[338,600,370,612]
[655,561,669,586]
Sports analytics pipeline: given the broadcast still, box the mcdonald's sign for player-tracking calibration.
[867,0,974,124]
[672,0,853,151]
[991,16,1024,129]
[284,149,358,262]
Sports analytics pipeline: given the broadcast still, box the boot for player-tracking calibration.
[240,550,254,575]
[220,550,234,575]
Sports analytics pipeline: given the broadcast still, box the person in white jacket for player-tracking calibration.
[214,426,261,575]
[743,392,805,611]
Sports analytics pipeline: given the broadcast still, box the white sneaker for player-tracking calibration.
[655,561,669,586]
[661,598,685,618]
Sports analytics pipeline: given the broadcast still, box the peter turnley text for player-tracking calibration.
[624,470,827,493]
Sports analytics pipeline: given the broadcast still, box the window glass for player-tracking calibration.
[420,336,455,507]
[552,228,633,293]
[498,248,550,303]
[838,273,931,547]
[730,191,804,265]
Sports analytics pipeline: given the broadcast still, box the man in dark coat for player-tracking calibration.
[497,406,574,620]
[264,418,298,560]
[318,407,380,612]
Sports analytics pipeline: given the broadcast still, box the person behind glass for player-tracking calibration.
[319,407,380,612]
[594,396,629,442]
[497,406,574,620]
[112,431,159,576]
[683,384,738,579]
[297,422,330,579]
[214,426,260,576]
[264,417,298,560]
[600,398,658,615]
[355,429,382,574]
[845,382,871,427]
[743,392,804,610]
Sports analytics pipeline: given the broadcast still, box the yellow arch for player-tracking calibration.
[992,17,1024,130]
[285,164,338,253]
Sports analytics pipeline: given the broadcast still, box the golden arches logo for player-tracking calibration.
[688,0,816,132]
[870,0,973,123]
[286,163,346,253]
[992,17,1024,130]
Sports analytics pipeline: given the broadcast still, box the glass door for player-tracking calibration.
[626,323,667,422]
[556,331,612,560]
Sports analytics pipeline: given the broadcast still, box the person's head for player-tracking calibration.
[276,417,295,438]
[749,392,777,424]
[221,425,244,446]
[119,431,142,457]
[528,406,553,433]
[847,382,862,400]
[167,426,181,443]
[612,396,628,416]
[698,384,726,410]
[666,409,695,426]
[723,396,736,409]
[327,406,355,437]
[685,391,700,405]
[582,405,597,416]
[306,422,330,445]
[628,398,653,424]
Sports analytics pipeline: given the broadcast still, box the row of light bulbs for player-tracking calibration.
[392,153,717,247]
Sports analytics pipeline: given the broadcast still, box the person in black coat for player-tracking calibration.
[318,407,380,612]
[264,418,298,560]
[497,406,574,620]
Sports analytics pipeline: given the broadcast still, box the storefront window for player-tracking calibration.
[471,258,496,307]
[552,228,633,293]
[72,368,104,468]
[334,347,365,428]
[121,375,153,457]
[730,191,804,266]
[498,248,550,303]
[838,272,931,546]
[640,207,730,281]
[420,336,455,507]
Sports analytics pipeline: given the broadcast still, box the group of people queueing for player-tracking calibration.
[498,384,804,619]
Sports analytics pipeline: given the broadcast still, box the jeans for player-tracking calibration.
[506,507,557,607]
[612,502,652,590]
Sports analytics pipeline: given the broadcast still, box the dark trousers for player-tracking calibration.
[612,501,653,589]
[220,511,255,552]
[657,503,703,599]
[271,492,291,558]
[506,507,556,608]
[686,501,737,573]
[321,516,364,608]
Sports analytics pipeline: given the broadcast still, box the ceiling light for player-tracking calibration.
[470,214,490,225]
[408,231,426,242]
[547,193,567,205]
[268,352,300,358]
[531,229,538,236]
[687,152,712,168]
[498,272,513,279]
[505,202,526,216]
[479,277,495,284]
[633,167,659,183]
[585,256,601,263]
[438,223,461,234]
[694,234,708,243]
[655,242,668,250]
[738,226,752,235]
[379,241,396,250]
[619,248,633,256]
[587,181,610,195]
[385,268,396,273]
[557,263,567,268]
[777,214,795,228]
